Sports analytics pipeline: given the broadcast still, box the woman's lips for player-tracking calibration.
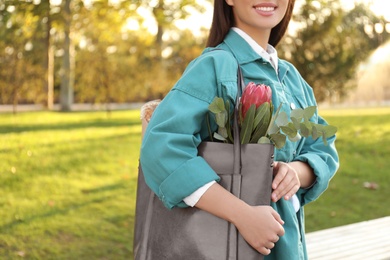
[253,3,277,16]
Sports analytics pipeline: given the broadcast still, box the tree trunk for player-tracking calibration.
[45,2,54,110]
[60,0,74,111]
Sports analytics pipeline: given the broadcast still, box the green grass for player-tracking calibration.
[0,107,389,259]
[303,107,390,231]
[0,111,141,259]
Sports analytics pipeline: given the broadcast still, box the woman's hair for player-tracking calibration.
[206,0,296,47]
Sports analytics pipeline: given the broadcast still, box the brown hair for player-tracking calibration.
[206,0,296,47]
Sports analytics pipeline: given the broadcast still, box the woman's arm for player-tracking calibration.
[195,183,285,255]
[271,161,315,202]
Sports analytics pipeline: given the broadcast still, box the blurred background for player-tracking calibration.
[1,0,390,112]
[0,0,389,259]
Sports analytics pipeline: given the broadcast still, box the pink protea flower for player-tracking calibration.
[240,82,272,119]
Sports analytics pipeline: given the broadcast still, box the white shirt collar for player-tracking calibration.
[232,27,278,72]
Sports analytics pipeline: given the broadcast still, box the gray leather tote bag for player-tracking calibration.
[134,67,274,260]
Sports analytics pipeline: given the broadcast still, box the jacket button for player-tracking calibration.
[290,103,296,109]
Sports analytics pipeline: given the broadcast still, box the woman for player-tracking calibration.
[140,0,339,259]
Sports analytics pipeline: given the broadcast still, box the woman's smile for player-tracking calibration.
[225,0,289,47]
[253,2,278,16]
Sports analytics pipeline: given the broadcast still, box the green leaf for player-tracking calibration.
[258,136,271,144]
[291,117,301,130]
[215,111,227,127]
[312,125,319,140]
[291,108,304,121]
[238,103,243,124]
[250,111,271,143]
[218,126,228,139]
[268,122,279,135]
[208,97,225,114]
[213,132,227,142]
[253,103,270,131]
[288,132,301,142]
[323,125,338,138]
[275,111,289,127]
[322,131,328,146]
[303,106,317,120]
[267,103,283,135]
[300,121,312,137]
[225,101,234,143]
[240,104,256,144]
[270,133,286,149]
[280,122,297,138]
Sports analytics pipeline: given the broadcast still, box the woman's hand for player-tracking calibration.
[272,161,315,202]
[232,205,285,255]
[195,183,285,255]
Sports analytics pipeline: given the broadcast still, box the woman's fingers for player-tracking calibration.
[272,161,300,202]
[234,206,284,255]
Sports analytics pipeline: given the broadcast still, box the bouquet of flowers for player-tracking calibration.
[207,82,337,148]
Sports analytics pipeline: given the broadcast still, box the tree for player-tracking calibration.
[131,0,209,101]
[136,0,206,58]
[0,2,46,113]
[74,0,134,110]
[278,0,390,102]
[59,0,74,111]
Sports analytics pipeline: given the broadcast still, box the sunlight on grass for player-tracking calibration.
[0,110,141,259]
[320,106,390,116]
[305,107,390,231]
[0,108,389,259]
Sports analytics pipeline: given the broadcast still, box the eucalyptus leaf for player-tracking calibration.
[291,117,301,130]
[291,108,304,121]
[240,104,256,144]
[323,125,338,138]
[269,133,286,149]
[213,132,227,141]
[280,123,297,138]
[267,103,283,135]
[275,111,289,127]
[312,125,319,140]
[288,132,301,142]
[218,126,228,139]
[208,97,225,113]
[215,111,227,127]
[303,106,317,120]
[322,132,328,146]
[300,122,311,137]
[268,122,279,135]
[258,136,271,144]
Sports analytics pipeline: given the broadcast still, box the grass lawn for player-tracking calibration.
[0,107,389,259]
[0,110,141,259]
[305,107,390,231]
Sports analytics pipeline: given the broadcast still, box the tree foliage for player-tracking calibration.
[0,2,46,112]
[278,0,390,102]
[0,0,388,111]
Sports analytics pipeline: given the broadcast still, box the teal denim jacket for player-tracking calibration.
[140,29,339,260]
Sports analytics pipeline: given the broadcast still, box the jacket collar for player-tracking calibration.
[220,29,289,81]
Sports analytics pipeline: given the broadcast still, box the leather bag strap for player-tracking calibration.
[233,66,244,175]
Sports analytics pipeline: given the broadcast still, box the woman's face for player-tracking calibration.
[225,0,289,40]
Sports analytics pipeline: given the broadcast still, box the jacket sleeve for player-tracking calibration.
[295,116,339,206]
[293,72,340,206]
[140,51,238,209]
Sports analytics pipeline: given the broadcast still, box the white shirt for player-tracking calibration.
[231,27,279,72]
[184,28,300,213]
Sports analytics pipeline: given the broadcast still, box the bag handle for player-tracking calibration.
[233,66,244,175]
